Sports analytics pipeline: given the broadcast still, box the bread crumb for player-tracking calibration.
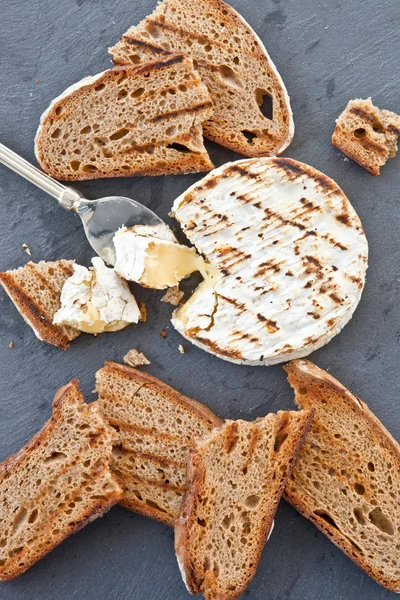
[31,418,35,422]
[124,349,150,367]
[161,286,184,306]
[9,342,14,349]
[178,344,185,354]
[22,243,31,256]
[139,301,147,322]
[160,329,167,338]
[35,79,39,83]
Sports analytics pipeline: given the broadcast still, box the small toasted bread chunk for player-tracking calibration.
[35,56,213,180]
[332,98,400,175]
[0,380,122,580]
[96,361,222,526]
[0,260,80,349]
[175,410,312,599]
[284,359,400,592]
[110,0,294,157]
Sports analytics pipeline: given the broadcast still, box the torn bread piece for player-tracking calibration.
[114,225,212,289]
[123,348,150,367]
[332,98,400,175]
[284,359,400,592]
[175,410,312,599]
[161,286,184,306]
[35,55,214,180]
[96,361,221,526]
[171,157,368,365]
[53,257,140,334]
[0,260,80,350]
[0,380,122,580]
[110,0,294,157]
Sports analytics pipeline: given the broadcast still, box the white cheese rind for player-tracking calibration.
[53,257,140,334]
[172,158,368,365]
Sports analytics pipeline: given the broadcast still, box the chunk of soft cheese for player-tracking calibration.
[171,157,368,365]
[53,257,140,334]
[114,225,210,289]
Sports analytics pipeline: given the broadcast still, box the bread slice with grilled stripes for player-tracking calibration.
[110,0,294,157]
[0,380,122,580]
[96,361,222,526]
[284,359,400,592]
[175,410,313,599]
[332,98,400,175]
[34,56,214,181]
[0,260,80,349]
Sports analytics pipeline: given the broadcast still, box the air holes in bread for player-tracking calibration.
[145,22,161,38]
[118,89,128,100]
[82,164,99,174]
[109,128,129,141]
[44,451,67,464]
[354,483,365,495]
[314,510,339,530]
[129,54,141,64]
[242,130,257,145]
[94,83,106,92]
[368,508,394,536]
[55,106,64,116]
[218,65,243,89]
[245,495,260,508]
[70,160,80,171]
[131,87,145,98]
[167,142,191,153]
[12,507,28,534]
[255,89,273,120]
[354,128,366,139]
[367,462,375,472]
[51,128,62,139]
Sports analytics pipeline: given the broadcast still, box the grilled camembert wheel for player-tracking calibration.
[171,158,368,365]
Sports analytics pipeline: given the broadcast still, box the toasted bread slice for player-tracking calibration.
[35,56,213,181]
[175,410,312,599]
[284,359,400,592]
[110,0,294,157]
[96,361,222,526]
[0,380,122,580]
[0,260,80,350]
[332,98,400,175]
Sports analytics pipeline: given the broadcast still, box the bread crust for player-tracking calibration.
[175,411,313,598]
[284,359,400,592]
[0,381,122,580]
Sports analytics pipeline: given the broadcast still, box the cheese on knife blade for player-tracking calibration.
[171,158,368,365]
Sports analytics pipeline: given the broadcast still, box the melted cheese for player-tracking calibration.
[114,225,211,289]
[53,257,140,334]
[172,158,368,365]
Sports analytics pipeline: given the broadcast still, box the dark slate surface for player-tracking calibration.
[0,0,399,598]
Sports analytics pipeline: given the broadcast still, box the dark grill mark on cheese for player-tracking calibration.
[225,164,258,179]
[194,336,244,360]
[271,158,338,193]
[321,233,348,251]
[263,207,306,231]
[345,274,363,290]
[257,314,279,333]
[329,292,342,304]
[307,311,321,320]
[219,295,247,312]
[336,213,351,227]
[304,256,323,273]
[286,271,294,276]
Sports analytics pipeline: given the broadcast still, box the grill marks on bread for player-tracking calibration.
[284,359,400,592]
[35,56,213,180]
[0,260,80,349]
[110,0,294,157]
[0,381,122,580]
[175,410,312,599]
[332,98,400,175]
[96,362,221,525]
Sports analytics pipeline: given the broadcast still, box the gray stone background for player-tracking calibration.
[0,0,399,598]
